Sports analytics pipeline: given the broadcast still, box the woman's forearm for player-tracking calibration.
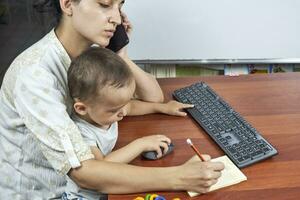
[69,156,225,194]
[69,159,177,194]
[126,100,164,116]
[123,57,164,103]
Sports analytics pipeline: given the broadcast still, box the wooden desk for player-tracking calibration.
[110,72,300,200]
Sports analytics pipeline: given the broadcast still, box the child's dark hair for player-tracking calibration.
[68,47,134,104]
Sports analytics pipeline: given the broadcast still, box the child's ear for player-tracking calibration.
[74,101,88,116]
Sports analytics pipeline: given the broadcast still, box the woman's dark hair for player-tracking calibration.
[33,0,80,24]
[68,47,134,104]
[53,0,62,21]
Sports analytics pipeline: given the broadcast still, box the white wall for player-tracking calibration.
[124,0,300,60]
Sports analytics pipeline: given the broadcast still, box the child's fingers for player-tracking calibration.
[155,146,163,158]
[174,111,188,117]
[159,142,169,154]
[181,103,194,109]
[163,137,171,144]
[156,134,171,144]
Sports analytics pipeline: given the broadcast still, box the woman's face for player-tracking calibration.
[71,0,124,47]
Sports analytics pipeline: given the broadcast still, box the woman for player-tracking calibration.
[0,0,224,199]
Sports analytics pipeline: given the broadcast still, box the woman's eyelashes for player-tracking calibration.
[97,0,112,8]
[98,3,110,8]
[98,0,124,10]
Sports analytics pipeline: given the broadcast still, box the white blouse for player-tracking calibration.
[0,29,94,199]
[64,115,118,200]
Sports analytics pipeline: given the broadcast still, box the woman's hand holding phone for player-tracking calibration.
[106,12,132,54]
[120,12,133,36]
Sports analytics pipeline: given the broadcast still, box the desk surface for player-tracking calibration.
[110,72,300,200]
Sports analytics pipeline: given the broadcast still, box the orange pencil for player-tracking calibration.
[186,138,206,161]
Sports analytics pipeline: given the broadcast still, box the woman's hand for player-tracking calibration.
[121,12,133,36]
[176,155,225,194]
[162,100,194,116]
[134,134,171,158]
[116,12,133,58]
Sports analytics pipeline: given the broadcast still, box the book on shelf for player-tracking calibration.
[224,64,249,75]
[271,64,294,73]
[176,65,223,77]
[142,63,299,78]
[294,65,300,72]
[143,64,176,78]
[248,64,270,74]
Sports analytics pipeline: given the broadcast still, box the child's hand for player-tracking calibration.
[163,100,194,116]
[136,135,171,158]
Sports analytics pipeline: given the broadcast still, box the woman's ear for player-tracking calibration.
[59,0,73,16]
[74,101,88,116]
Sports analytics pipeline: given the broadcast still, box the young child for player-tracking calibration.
[63,47,194,199]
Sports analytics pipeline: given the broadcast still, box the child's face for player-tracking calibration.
[85,80,135,128]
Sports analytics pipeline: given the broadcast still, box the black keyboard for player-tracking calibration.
[173,82,278,168]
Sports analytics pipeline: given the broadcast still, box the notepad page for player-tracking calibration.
[188,155,247,197]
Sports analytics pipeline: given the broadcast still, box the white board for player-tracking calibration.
[123,0,300,61]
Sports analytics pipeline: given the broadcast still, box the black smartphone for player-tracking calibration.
[106,25,129,52]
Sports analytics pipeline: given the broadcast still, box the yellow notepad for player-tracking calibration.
[188,155,247,197]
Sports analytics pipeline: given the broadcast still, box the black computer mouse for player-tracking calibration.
[141,143,174,160]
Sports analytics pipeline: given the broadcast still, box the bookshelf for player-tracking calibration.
[139,63,299,78]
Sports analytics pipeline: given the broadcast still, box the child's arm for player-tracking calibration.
[91,135,171,163]
[126,100,194,116]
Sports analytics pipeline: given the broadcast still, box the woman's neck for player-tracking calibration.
[55,21,91,60]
